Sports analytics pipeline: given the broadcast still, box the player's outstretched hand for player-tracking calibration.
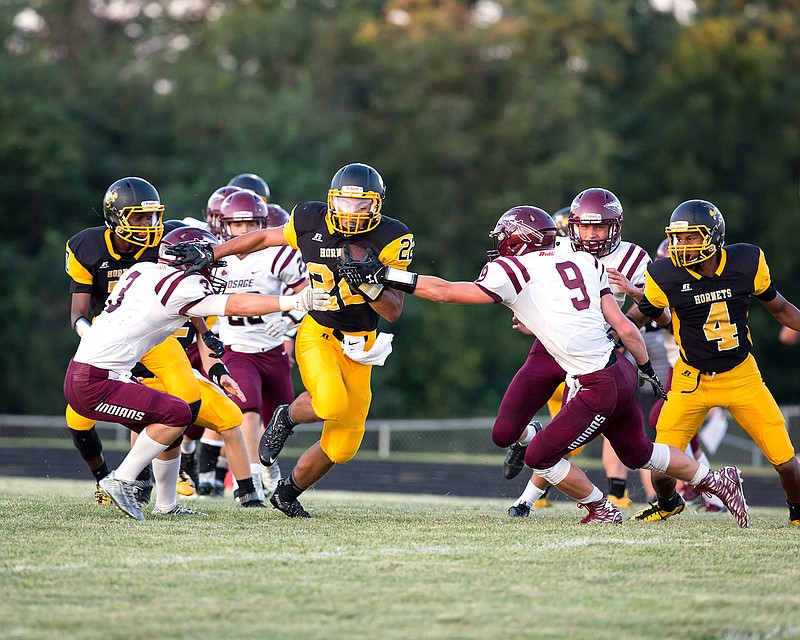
[638,360,668,400]
[219,374,246,402]
[164,242,215,274]
[201,330,225,358]
[281,288,331,312]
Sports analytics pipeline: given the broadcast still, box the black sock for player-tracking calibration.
[235,477,256,497]
[198,442,221,474]
[657,493,682,511]
[278,471,305,502]
[91,463,109,483]
[285,405,298,428]
[215,466,228,483]
[608,477,627,499]
[787,501,800,521]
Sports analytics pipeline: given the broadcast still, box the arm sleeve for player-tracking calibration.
[183,295,229,318]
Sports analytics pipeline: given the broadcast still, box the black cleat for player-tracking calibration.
[269,479,311,518]
[503,443,528,479]
[259,404,295,467]
[132,465,153,505]
[235,488,266,508]
[508,503,531,518]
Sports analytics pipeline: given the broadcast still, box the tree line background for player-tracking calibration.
[1,0,798,418]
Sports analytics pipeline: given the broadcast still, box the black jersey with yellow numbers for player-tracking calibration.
[65,226,158,319]
[638,244,773,374]
[285,201,414,333]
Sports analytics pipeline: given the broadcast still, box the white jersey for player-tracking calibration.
[217,246,306,351]
[73,262,215,375]
[555,237,650,308]
[475,250,614,377]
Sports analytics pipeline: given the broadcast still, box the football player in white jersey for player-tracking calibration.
[338,206,749,527]
[215,190,309,500]
[502,188,657,515]
[64,226,329,521]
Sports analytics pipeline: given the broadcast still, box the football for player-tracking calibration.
[346,243,369,261]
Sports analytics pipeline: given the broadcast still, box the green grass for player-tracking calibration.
[1,478,798,640]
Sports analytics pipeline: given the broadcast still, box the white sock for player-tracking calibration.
[217,456,228,470]
[117,430,169,482]
[578,486,604,505]
[180,439,196,455]
[515,480,546,506]
[690,463,711,486]
[518,423,536,447]
[152,457,180,511]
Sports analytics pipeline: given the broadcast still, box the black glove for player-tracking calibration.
[201,330,225,358]
[336,245,386,286]
[164,243,215,275]
[638,360,667,400]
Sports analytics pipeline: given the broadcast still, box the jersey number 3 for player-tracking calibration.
[703,301,739,351]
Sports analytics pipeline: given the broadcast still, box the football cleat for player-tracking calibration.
[259,404,295,467]
[99,471,144,521]
[180,451,199,488]
[578,498,623,524]
[234,488,266,508]
[94,484,112,506]
[132,466,153,505]
[269,479,311,518]
[151,503,207,516]
[607,490,633,510]
[631,495,686,523]
[503,443,528,480]
[508,503,531,518]
[695,465,749,528]
[176,469,196,497]
[790,519,800,526]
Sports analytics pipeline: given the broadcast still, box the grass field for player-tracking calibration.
[1,478,798,640]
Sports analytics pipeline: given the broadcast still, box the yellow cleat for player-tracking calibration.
[790,519,800,526]
[608,491,633,510]
[534,496,553,509]
[176,470,196,497]
[631,496,686,522]
[94,484,112,506]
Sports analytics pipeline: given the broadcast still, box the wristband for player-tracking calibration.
[208,362,230,386]
[383,267,418,294]
[74,316,92,337]
[278,295,297,312]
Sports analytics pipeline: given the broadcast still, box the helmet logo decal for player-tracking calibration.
[501,218,543,242]
[340,186,365,196]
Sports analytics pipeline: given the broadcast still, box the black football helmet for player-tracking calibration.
[218,190,269,240]
[552,207,570,238]
[102,177,165,248]
[488,206,557,260]
[267,203,290,228]
[665,199,725,267]
[227,173,270,203]
[159,227,227,293]
[568,188,623,257]
[205,186,241,239]
[327,163,385,235]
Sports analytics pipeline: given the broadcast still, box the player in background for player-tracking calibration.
[214,190,309,501]
[629,199,800,525]
[501,189,662,516]
[65,177,221,503]
[167,163,414,518]
[337,205,749,527]
[64,226,329,520]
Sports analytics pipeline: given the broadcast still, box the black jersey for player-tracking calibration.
[65,226,158,318]
[285,202,414,333]
[638,244,774,373]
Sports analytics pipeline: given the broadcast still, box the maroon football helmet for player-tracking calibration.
[159,227,227,293]
[266,203,290,228]
[656,238,669,260]
[488,206,557,260]
[218,190,269,240]
[205,186,242,239]
[568,188,623,257]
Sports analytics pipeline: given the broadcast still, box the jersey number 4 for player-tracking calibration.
[703,301,739,351]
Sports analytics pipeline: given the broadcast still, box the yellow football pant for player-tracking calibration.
[295,314,375,464]
[66,337,202,430]
[655,354,794,466]
[546,383,565,419]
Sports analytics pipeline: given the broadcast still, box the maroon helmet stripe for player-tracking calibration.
[160,272,194,307]
[476,283,503,303]
[506,256,531,283]
[615,244,637,275]
[496,258,523,294]
[623,248,649,281]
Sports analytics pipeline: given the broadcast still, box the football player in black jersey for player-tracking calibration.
[65,177,223,504]
[630,199,800,525]
[167,162,414,517]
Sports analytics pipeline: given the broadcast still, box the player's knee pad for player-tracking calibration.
[533,458,571,486]
[641,442,671,473]
[313,387,349,422]
[69,427,103,461]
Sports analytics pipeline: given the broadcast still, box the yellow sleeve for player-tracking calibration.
[65,240,93,285]
[642,269,669,309]
[283,210,300,250]
[379,233,415,270]
[753,249,772,296]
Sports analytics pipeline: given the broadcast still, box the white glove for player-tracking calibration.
[341,332,394,366]
[279,288,331,312]
[263,315,294,339]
